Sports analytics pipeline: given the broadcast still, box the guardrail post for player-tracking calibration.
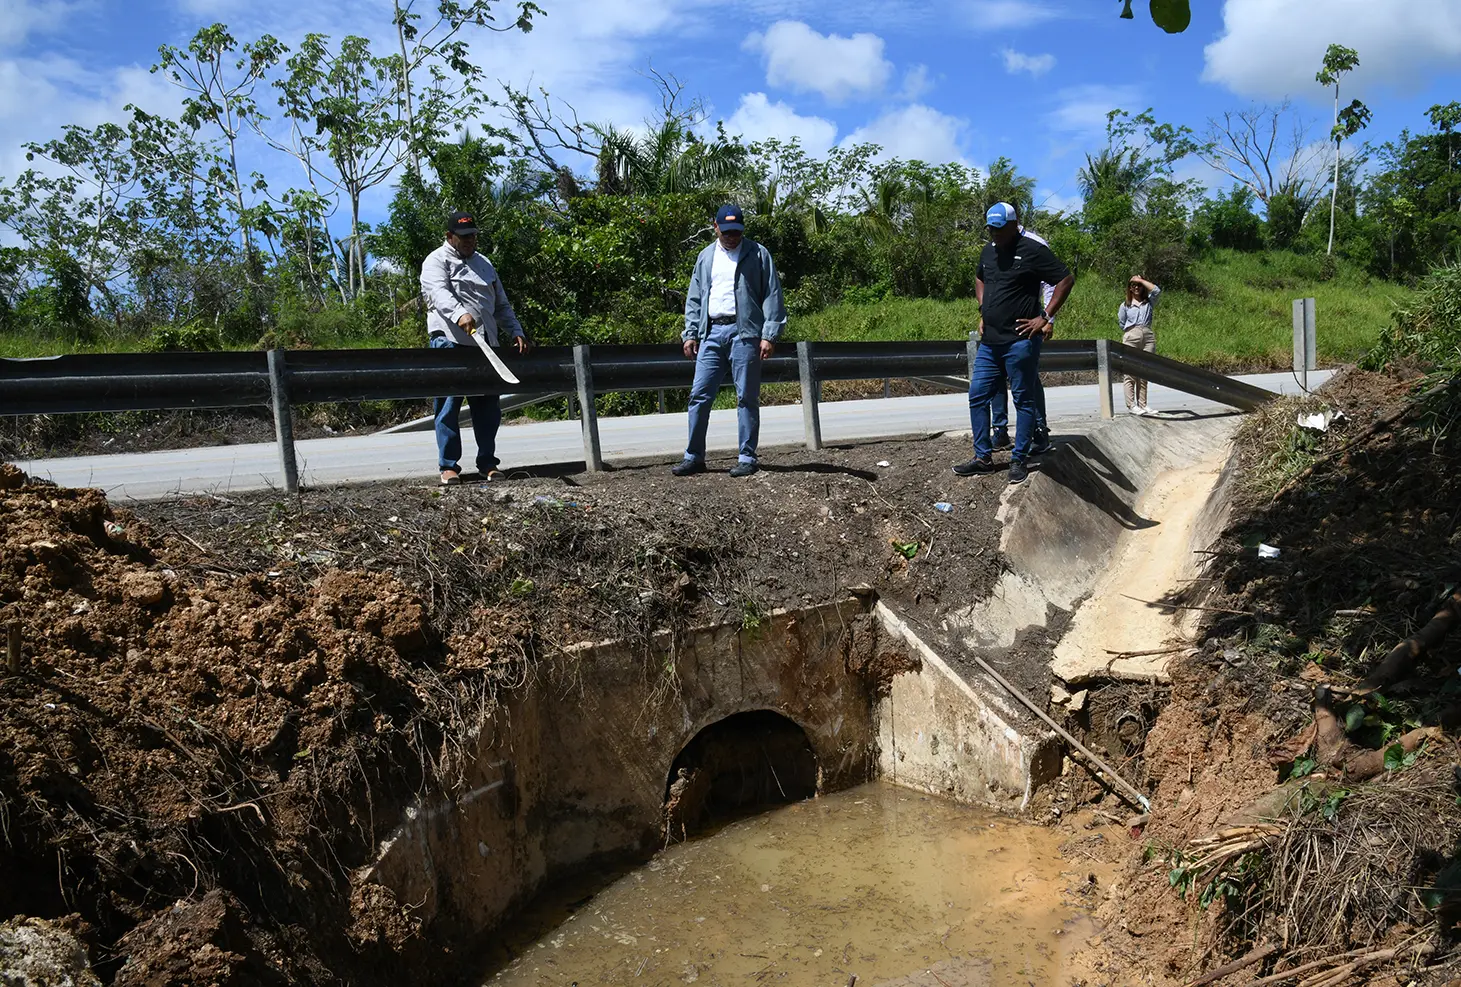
[1292,297,1316,390]
[1095,338,1114,420]
[967,331,979,383]
[572,344,603,471]
[266,348,300,494]
[796,341,822,451]
[657,389,666,414]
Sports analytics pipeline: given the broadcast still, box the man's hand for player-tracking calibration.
[1015,315,1049,338]
[457,313,476,333]
[759,340,775,360]
[682,339,699,358]
[513,335,532,355]
[977,319,984,339]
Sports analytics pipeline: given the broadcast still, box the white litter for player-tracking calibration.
[1297,409,1345,432]
[876,460,891,468]
[1258,544,1281,559]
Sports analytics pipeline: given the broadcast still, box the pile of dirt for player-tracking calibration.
[1069,366,1461,986]
[0,462,506,985]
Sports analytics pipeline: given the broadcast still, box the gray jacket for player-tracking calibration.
[682,238,787,342]
[420,241,525,346]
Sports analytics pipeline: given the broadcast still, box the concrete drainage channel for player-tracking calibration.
[363,414,1241,978]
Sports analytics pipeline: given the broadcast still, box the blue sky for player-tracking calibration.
[2,0,1460,226]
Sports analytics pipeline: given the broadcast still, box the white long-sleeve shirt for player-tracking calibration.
[420,241,525,346]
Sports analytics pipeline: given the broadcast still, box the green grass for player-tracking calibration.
[792,250,1414,370]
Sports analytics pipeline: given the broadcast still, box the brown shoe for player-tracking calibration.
[440,469,461,485]
[484,469,505,481]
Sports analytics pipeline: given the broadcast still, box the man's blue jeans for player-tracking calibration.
[431,335,502,472]
[991,333,1047,437]
[969,338,1039,461]
[683,322,762,464]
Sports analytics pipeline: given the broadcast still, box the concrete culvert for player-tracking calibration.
[663,710,818,841]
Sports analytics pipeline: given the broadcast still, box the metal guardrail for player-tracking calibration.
[2,338,1273,491]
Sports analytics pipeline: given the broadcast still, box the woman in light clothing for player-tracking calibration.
[1118,275,1161,415]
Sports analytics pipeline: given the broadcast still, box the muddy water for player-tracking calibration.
[483,783,1103,987]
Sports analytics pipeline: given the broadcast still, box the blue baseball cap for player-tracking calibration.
[715,204,745,231]
[986,201,1018,228]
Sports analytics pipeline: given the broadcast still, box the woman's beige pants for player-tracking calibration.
[1122,324,1156,409]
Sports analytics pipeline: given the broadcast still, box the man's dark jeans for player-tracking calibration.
[969,338,1039,461]
[431,334,502,473]
[990,333,1047,438]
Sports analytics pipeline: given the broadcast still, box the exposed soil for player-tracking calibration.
[129,434,1006,641]
[0,431,1008,986]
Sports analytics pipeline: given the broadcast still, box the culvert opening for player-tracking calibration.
[662,710,818,840]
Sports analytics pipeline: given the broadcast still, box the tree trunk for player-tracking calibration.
[1327,88,1339,257]
[395,0,420,175]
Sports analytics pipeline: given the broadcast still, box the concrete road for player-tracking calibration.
[17,370,1328,501]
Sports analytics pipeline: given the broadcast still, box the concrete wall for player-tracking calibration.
[364,598,880,940]
[874,604,1061,811]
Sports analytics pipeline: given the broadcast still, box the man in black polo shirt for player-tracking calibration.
[954,201,1074,485]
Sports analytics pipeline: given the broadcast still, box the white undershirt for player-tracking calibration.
[708,241,741,319]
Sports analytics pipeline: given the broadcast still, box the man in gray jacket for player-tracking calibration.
[673,204,786,478]
[421,210,530,485]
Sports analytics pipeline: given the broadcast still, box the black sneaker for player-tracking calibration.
[671,459,707,476]
[952,457,997,477]
[991,431,1011,450]
[1008,460,1029,485]
[728,462,759,478]
[1030,431,1052,456]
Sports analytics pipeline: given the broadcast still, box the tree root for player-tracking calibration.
[1361,589,1461,693]
[1340,726,1444,781]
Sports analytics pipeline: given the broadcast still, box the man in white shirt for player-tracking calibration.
[674,204,786,478]
[420,211,531,485]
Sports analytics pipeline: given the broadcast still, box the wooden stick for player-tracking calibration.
[1185,942,1278,986]
[6,621,19,674]
[1246,940,1432,987]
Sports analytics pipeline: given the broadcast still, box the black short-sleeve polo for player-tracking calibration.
[976,236,1071,346]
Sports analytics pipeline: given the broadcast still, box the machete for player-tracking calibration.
[465,324,521,385]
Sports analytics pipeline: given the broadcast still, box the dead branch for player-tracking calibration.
[1185,941,1278,986]
[1360,589,1461,692]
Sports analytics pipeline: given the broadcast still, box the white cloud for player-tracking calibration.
[1002,49,1055,77]
[845,104,970,164]
[0,0,84,48]
[1204,0,1461,99]
[1046,84,1143,135]
[723,93,837,152]
[898,64,933,100]
[742,20,892,103]
[965,0,1059,30]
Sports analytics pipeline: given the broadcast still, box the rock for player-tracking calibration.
[0,916,102,987]
[120,572,167,607]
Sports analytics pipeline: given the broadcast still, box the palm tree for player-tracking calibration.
[593,119,746,196]
[1077,146,1158,207]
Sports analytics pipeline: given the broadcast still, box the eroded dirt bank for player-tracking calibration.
[0,436,1005,985]
[1066,366,1461,986]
